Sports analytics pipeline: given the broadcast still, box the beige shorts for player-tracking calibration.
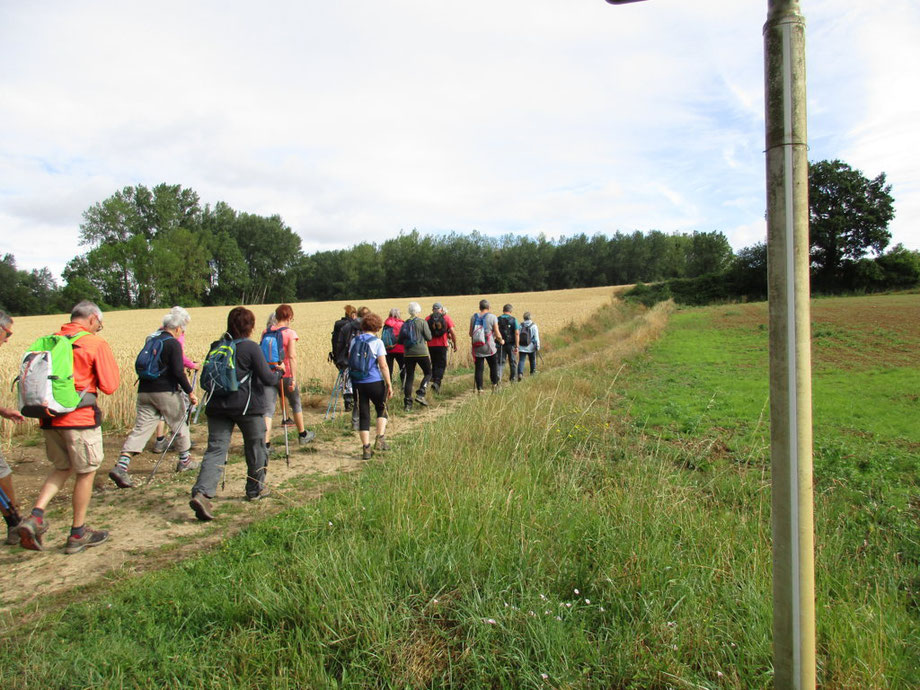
[43,427,104,474]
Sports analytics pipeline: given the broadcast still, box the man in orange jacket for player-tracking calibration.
[17,300,121,554]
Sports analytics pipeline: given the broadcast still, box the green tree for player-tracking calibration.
[686,231,733,277]
[808,159,895,290]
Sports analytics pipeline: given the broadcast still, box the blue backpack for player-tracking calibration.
[348,334,376,382]
[399,318,419,348]
[135,331,173,381]
[259,327,287,365]
[381,324,397,349]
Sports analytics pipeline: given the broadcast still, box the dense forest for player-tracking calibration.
[1,159,916,316]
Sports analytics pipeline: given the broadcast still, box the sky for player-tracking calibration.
[2,0,918,279]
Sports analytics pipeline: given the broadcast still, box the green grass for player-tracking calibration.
[1,297,917,688]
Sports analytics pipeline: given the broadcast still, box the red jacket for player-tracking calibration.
[44,322,120,429]
[384,317,404,354]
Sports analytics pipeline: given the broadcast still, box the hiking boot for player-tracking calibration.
[152,437,169,454]
[414,395,428,407]
[298,430,316,446]
[245,489,272,502]
[431,381,440,394]
[374,435,389,451]
[351,418,360,432]
[281,417,295,427]
[64,528,109,555]
[189,494,214,521]
[362,444,373,460]
[5,522,21,546]
[17,516,48,552]
[175,460,200,473]
[108,466,134,489]
[404,403,412,413]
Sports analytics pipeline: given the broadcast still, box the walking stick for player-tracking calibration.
[146,371,198,486]
[279,379,290,468]
[0,485,21,524]
[324,369,344,419]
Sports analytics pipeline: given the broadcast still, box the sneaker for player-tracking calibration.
[5,522,21,546]
[431,381,441,394]
[245,489,272,502]
[298,430,316,446]
[374,435,389,451]
[64,528,108,555]
[414,395,428,407]
[362,445,373,460]
[189,494,214,521]
[108,466,134,489]
[17,516,49,552]
[175,460,201,473]
[152,437,169,454]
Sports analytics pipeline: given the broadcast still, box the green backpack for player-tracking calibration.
[16,332,92,418]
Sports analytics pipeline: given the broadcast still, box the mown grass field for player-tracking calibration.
[1,293,917,688]
[0,286,614,441]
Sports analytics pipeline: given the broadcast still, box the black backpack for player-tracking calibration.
[497,314,515,343]
[429,312,447,338]
[519,323,532,347]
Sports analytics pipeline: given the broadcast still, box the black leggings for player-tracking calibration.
[474,354,499,390]
[403,356,432,402]
[386,351,404,382]
[354,380,388,432]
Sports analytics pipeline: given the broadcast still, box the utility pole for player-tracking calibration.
[763,1,815,687]
[605,1,816,687]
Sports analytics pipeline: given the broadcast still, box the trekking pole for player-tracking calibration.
[0,485,21,524]
[279,379,290,468]
[324,369,344,420]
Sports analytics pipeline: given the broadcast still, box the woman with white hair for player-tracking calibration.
[109,307,199,488]
[396,301,433,412]
[152,306,201,453]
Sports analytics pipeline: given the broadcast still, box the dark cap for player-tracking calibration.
[432,302,443,310]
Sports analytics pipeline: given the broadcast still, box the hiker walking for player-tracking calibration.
[496,304,520,383]
[346,312,393,460]
[0,310,26,546]
[335,306,370,430]
[153,306,200,454]
[516,311,541,378]
[261,304,316,451]
[109,308,200,488]
[383,308,405,383]
[189,307,284,521]
[17,301,121,554]
[398,302,433,412]
[426,302,456,393]
[330,305,357,412]
[469,299,504,392]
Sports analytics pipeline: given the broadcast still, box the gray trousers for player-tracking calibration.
[121,391,190,454]
[192,413,268,499]
[496,344,518,382]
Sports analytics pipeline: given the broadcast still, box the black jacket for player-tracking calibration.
[204,338,282,417]
[335,319,362,367]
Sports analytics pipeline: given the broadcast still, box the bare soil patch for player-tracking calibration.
[0,391,471,619]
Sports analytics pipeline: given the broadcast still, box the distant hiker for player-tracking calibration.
[383,307,405,383]
[0,310,26,546]
[109,308,200,489]
[17,301,121,554]
[336,306,370,429]
[469,299,504,392]
[426,302,457,393]
[153,306,200,454]
[189,307,284,521]
[516,311,541,378]
[261,304,316,451]
[496,304,519,383]
[347,312,393,459]
[398,302,433,411]
[330,304,357,411]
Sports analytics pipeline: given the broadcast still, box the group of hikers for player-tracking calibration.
[0,298,540,554]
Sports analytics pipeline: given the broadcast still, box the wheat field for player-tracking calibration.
[0,286,619,440]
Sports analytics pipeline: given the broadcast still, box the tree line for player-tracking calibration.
[1,159,915,316]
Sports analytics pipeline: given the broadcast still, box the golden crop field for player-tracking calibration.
[0,286,618,441]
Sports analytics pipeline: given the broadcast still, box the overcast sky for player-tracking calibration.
[2,0,918,279]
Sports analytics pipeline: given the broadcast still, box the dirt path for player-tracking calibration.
[0,390,471,617]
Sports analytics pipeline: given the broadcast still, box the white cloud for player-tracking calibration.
[1,0,918,280]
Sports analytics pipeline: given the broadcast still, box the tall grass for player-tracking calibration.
[2,298,915,688]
